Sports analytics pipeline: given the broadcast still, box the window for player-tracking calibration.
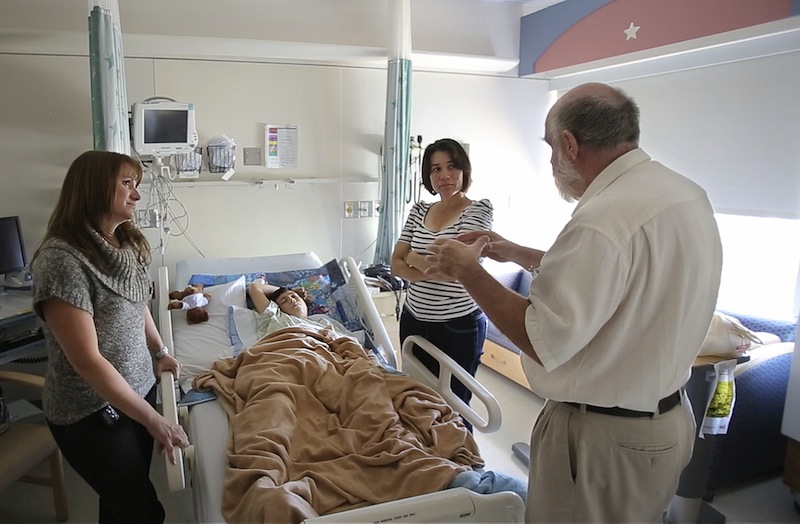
[714,214,800,319]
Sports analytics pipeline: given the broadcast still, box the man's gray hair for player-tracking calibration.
[553,88,640,149]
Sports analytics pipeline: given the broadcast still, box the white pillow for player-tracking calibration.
[204,275,247,315]
[173,276,246,387]
[698,312,762,357]
[228,305,260,357]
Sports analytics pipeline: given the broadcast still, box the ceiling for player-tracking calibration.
[482,0,568,16]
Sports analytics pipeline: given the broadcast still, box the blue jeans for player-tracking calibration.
[47,385,165,524]
[400,307,487,428]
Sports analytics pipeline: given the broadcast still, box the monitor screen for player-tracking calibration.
[0,216,27,275]
[144,109,189,144]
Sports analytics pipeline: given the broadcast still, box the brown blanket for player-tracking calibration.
[193,326,484,523]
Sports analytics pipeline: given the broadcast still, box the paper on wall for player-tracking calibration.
[265,124,298,169]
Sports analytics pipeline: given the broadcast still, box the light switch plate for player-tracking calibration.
[243,147,263,166]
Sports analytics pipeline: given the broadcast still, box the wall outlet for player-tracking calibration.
[344,201,357,218]
[358,200,373,218]
[373,200,381,215]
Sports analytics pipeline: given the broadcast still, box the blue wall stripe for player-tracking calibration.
[518,0,613,76]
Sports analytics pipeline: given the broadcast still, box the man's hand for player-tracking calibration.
[458,230,504,246]
[425,236,491,281]
[457,230,513,262]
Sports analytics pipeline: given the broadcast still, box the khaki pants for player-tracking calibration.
[526,393,695,523]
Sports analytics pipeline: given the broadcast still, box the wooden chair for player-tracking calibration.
[0,370,68,521]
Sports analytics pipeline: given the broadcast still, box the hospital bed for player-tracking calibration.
[156,252,524,523]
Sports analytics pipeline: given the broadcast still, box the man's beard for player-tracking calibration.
[553,154,586,203]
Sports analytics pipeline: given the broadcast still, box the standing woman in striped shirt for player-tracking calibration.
[390,138,493,429]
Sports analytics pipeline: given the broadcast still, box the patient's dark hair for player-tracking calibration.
[268,286,312,305]
[268,287,289,302]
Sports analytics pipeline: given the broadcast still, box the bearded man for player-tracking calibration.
[424,82,723,523]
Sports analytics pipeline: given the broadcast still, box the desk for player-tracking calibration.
[0,289,44,366]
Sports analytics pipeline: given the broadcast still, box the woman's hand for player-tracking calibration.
[150,416,190,465]
[154,353,181,380]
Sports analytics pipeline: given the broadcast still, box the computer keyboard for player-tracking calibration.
[0,329,44,354]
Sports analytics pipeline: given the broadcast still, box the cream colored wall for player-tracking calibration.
[0,51,558,281]
[0,0,557,282]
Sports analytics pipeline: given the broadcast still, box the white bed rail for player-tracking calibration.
[340,256,502,433]
[402,336,502,433]
[340,256,398,370]
[157,266,191,491]
[161,371,188,491]
[303,487,524,523]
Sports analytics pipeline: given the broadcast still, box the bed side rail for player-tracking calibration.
[340,256,398,371]
[157,266,174,357]
[157,265,189,491]
[304,487,524,523]
[402,335,502,433]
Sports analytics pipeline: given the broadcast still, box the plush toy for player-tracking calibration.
[168,284,210,324]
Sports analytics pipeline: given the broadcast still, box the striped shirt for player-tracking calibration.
[399,199,493,322]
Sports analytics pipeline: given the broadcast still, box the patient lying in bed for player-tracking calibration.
[248,276,357,340]
[190,278,526,523]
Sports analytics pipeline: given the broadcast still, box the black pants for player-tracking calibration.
[47,385,165,524]
[400,308,487,431]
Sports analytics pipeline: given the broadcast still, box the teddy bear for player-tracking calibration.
[168,284,210,324]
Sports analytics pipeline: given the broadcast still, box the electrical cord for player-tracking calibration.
[376,275,404,321]
[134,159,206,259]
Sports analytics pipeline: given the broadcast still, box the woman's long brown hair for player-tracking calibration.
[33,151,151,274]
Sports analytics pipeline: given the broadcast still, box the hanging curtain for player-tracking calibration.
[88,0,130,154]
[374,0,413,265]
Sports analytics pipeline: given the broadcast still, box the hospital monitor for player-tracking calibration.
[0,216,27,276]
[131,100,198,158]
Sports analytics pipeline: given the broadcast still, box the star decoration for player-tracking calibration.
[624,22,640,41]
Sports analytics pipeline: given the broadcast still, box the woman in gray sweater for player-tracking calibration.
[31,151,189,523]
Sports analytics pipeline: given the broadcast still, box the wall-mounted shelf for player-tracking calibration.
[141,175,378,189]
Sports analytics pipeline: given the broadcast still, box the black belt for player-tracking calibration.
[565,390,682,418]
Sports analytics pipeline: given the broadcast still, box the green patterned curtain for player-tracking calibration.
[88,0,130,154]
[374,0,412,265]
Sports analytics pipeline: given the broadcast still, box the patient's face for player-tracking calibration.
[275,290,308,318]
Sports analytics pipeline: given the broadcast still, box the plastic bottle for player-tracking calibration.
[707,368,733,417]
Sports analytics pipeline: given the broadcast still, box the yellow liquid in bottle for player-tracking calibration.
[707,371,733,418]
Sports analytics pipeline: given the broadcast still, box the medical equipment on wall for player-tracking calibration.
[130,98,198,159]
[379,134,422,206]
[206,135,236,180]
[128,97,206,264]
[174,147,203,179]
[408,134,422,204]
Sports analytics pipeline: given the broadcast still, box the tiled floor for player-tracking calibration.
[1,366,798,523]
